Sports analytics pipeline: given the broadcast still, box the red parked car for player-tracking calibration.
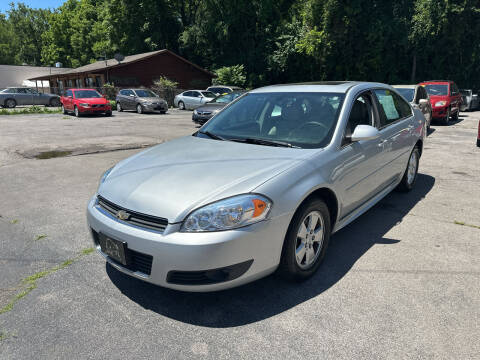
[418,80,462,125]
[61,88,112,117]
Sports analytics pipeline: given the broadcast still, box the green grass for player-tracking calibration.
[10,219,18,224]
[454,220,480,229]
[0,247,95,315]
[0,106,62,116]
[0,330,16,341]
[34,234,47,241]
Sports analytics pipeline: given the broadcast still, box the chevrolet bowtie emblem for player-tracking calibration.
[116,210,130,221]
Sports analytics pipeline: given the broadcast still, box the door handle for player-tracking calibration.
[377,139,388,147]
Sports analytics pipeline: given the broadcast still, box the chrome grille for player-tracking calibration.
[97,195,168,232]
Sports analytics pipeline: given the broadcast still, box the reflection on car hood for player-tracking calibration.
[139,97,164,102]
[76,97,108,104]
[98,136,310,222]
[429,95,449,102]
[195,103,226,112]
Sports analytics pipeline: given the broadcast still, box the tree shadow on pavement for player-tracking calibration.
[107,174,435,327]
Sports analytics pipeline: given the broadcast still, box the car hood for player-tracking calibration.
[76,97,109,104]
[98,136,311,223]
[195,103,226,112]
[139,97,164,102]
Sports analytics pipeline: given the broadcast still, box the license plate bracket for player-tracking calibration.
[98,233,130,266]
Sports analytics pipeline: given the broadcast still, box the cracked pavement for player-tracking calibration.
[0,109,479,359]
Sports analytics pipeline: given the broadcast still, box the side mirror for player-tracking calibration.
[419,98,429,106]
[351,125,380,142]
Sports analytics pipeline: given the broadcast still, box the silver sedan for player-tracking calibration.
[174,90,216,110]
[87,81,426,292]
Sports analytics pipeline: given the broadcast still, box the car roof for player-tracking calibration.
[391,84,417,89]
[250,81,388,94]
[420,80,452,84]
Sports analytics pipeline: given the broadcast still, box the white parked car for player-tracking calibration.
[174,90,216,110]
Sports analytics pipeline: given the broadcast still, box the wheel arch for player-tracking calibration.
[295,187,339,231]
[415,138,423,157]
[4,98,16,107]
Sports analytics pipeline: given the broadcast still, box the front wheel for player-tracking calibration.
[105,111,112,117]
[50,98,61,107]
[396,146,420,192]
[117,102,123,112]
[451,108,459,121]
[136,104,143,114]
[441,108,450,125]
[5,99,16,108]
[279,198,331,281]
[74,106,81,118]
[178,101,185,110]
[62,104,68,114]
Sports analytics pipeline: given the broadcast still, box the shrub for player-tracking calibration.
[103,83,117,100]
[109,100,117,110]
[152,76,179,106]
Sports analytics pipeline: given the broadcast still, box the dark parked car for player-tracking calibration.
[116,89,168,114]
[206,85,244,96]
[460,89,479,111]
[418,80,462,125]
[192,91,245,125]
[0,87,61,108]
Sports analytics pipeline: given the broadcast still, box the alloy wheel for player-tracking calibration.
[295,211,325,269]
[407,150,418,185]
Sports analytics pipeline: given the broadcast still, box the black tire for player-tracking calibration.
[62,104,68,114]
[74,106,81,118]
[160,110,166,114]
[178,101,185,110]
[5,99,16,108]
[105,111,112,117]
[279,198,331,281]
[441,108,450,125]
[136,104,143,114]
[451,108,459,121]
[117,102,123,112]
[50,98,61,107]
[396,146,420,192]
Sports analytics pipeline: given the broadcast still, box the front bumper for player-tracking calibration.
[143,103,168,112]
[86,196,289,292]
[432,106,448,119]
[79,105,111,113]
[192,113,214,125]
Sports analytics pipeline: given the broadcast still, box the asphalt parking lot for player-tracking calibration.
[0,109,479,359]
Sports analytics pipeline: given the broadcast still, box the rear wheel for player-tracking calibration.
[279,198,331,281]
[396,146,420,192]
[5,99,16,108]
[50,98,61,107]
[136,104,143,114]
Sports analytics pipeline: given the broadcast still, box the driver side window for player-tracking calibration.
[343,93,375,145]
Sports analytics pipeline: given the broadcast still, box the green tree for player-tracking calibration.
[7,2,51,65]
[213,65,247,87]
[0,14,19,64]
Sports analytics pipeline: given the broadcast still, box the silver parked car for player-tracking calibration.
[87,81,426,292]
[0,87,61,108]
[206,85,244,96]
[392,85,432,130]
[460,89,479,111]
[116,88,168,114]
[174,90,216,110]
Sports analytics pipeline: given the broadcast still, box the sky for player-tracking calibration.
[0,0,66,13]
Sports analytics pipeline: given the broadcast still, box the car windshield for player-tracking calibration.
[75,90,102,98]
[201,91,216,98]
[199,92,345,149]
[424,84,448,96]
[396,88,415,102]
[135,89,157,97]
[211,92,244,104]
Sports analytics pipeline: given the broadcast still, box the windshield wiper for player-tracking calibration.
[198,131,226,141]
[232,137,300,148]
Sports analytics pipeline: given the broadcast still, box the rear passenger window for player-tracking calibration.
[374,89,412,127]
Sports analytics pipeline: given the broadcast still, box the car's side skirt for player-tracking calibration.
[332,176,401,233]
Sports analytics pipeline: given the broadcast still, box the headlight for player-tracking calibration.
[435,101,446,107]
[181,194,272,232]
[79,103,89,107]
[193,109,198,115]
[144,101,152,105]
[99,167,113,186]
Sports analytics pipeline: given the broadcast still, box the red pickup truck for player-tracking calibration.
[418,80,462,125]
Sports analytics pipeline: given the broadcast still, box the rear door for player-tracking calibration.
[15,88,30,105]
[373,89,416,180]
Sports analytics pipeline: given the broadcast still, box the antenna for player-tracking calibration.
[114,53,125,64]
